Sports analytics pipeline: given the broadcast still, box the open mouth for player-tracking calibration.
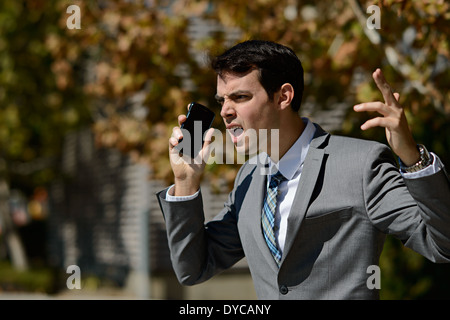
[228,126,244,144]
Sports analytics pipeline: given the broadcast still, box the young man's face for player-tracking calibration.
[215,69,279,155]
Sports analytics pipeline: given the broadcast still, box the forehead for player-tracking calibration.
[216,69,262,95]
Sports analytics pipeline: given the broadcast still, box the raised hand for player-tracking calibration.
[353,68,420,166]
[168,109,214,196]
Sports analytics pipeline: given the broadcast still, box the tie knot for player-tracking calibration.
[269,171,285,188]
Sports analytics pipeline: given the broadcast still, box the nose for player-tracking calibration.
[220,100,236,119]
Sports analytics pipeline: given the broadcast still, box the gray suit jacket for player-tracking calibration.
[157,124,450,299]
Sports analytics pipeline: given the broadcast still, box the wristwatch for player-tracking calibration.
[400,144,432,173]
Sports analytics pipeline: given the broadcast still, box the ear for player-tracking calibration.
[277,83,294,110]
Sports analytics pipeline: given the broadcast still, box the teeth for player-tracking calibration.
[231,127,244,137]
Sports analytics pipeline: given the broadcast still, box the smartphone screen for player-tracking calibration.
[175,102,215,158]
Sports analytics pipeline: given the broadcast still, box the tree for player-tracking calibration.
[0,1,91,190]
[1,0,448,298]
[0,1,92,269]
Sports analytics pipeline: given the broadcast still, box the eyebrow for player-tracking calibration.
[215,90,252,101]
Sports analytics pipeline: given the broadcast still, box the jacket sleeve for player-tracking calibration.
[363,143,450,263]
[156,166,246,285]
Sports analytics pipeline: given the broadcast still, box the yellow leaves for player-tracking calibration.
[91,113,177,179]
[356,81,380,104]
[167,87,187,112]
[103,11,121,32]
[93,115,150,152]
[86,60,146,97]
[420,0,449,22]
[51,59,72,90]
[331,39,359,69]
[63,108,80,126]
[12,0,447,184]
[45,93,63,109]
[45,33,61,56]
[1,104,20,128]
[118,117,148,146]
[172,0,209,17]
[0,104,28,158]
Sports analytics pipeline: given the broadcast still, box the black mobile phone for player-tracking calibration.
[175,102,215,158]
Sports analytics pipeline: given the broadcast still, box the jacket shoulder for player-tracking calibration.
[324,134,397,168]
[327,134,387,151]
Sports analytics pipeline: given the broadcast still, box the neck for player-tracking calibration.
[268,115,305,162]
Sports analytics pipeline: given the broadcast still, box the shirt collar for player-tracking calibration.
[268,118,316,180]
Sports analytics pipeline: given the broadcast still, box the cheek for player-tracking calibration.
[247,106,274,128]
[238,95,274,128]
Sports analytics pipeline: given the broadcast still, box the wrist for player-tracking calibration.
[173,177,201,196]
[399,144,432,173]
[397,142,420,167]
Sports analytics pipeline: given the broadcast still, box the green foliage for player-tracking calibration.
[0,261,54,293]
[0,1,91,190]
[380,236,450,300]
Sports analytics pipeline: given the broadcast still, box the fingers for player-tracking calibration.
[178,114,187,126]
[354,69,417,160]
[202,128,216,149]
[168,114,187,149]
[198,128,215,163]
[169,117,215,165]
[354,101,402,130]
[354,68,404,131]
[372,68,399,108]
[354,101,390,116]
[169,112,188,148]
[360,116,395,131]
[169,104,213,163]
[169,136,180,150]
[203,127,214,141]
[393,92,400,101]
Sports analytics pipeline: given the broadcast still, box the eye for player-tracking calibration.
[235,95,250,102]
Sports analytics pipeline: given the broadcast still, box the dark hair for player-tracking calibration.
[210,40,304,112]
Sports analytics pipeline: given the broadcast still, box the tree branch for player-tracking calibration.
[347,0,445,112]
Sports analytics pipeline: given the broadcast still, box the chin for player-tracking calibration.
[234,144,248,155]
[235,141,258,156]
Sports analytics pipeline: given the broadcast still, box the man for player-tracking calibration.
[156,40,450,299]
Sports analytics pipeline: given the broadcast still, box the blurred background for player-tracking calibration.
[0,0,448,300]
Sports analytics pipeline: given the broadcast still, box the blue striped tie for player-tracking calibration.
[262,171,285,267]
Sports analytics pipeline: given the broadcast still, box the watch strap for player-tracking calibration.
[400,144,432,173]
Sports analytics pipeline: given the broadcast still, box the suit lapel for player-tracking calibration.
[281,126,329,264]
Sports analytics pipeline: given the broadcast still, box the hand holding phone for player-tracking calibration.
[168,103,215,196]
[173,102,215,159]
